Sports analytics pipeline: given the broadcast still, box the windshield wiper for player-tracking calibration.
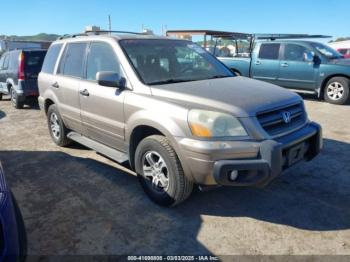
[148,79,192,85]
[208,75,232,79]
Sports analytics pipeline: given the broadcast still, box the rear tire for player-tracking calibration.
[10,87,24,109]
[135,135,193,207]
[324,77,349,105]
[0,93,3,100]
[47,104,71,147]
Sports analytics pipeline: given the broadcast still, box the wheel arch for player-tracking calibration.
[320,74,350,98]
[6,79,15,93]
[126,115,194,182]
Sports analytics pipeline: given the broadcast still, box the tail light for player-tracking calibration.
[18,52,25,80]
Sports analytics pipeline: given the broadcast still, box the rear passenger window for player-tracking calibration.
[59,43,87,78]
[42,44,63,74]
[258,44,280,60]
[86,42,120,81]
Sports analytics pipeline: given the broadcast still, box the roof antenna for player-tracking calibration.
[108,15,112,34]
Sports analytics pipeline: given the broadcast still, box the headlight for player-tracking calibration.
[188,110,248,138]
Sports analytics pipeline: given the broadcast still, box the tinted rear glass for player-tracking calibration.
[258,43,280,60]
[58,43,87,78]
[42,44,63,74]
[24,51,46,72]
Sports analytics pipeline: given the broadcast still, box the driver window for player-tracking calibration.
[284,44,309,62]
[86,42,120,81]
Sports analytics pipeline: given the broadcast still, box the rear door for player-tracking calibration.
[251,43,281,85]
[278,43,317,90]
[79,41,126,151]
[55,42,88,134]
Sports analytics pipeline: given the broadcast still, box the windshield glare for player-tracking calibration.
[120,39,234,85]
[311,42,343,59]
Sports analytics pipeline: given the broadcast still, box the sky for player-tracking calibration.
[0,0,349,41]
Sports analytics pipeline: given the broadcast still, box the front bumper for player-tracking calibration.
[178,122,322,186]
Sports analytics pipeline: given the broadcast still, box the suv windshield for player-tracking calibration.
[119,39,234,85]
[311,42,343,59]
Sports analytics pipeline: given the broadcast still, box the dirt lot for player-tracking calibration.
[0,95,350,257]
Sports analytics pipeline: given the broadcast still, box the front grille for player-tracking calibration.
[257,102,306,137]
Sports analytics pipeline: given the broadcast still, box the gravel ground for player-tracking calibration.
[0,95,349,257]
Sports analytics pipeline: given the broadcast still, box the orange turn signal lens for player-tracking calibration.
[189,123,212,137]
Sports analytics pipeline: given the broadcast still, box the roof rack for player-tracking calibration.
[58,30,148,40]
[166,30,251,39]
[254,34,332,40]
[85,30,146,35]
[166,30,332,41]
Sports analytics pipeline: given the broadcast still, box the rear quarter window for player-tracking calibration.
[258,43,281,60]
[41,44,63,74]
[9,51,19,70]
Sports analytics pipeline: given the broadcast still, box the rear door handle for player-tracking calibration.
[255,61,261,65]
[281,62,289,67]
[79,89,90,96]
[52,82,59,88]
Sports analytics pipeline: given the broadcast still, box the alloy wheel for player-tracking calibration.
[50,113,61,140]
[142,151,169,192]
[327,82,344,101]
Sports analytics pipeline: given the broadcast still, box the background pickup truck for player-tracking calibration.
[167,31,350,105]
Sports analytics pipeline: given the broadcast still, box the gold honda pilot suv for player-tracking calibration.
[38,31,322,206]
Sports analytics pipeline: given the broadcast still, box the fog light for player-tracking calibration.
[229,170,239,181]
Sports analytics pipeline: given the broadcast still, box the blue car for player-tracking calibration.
[0,163,27,261]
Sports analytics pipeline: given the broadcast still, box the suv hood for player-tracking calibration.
[150,77,301,117]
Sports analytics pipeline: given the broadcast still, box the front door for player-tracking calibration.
[79,41,126,151]
[251,43,281,85]
[278,43,318,90]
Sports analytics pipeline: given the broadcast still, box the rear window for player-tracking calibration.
[24,51,46,72]
[258,43,281,60]
[42,44,63,74]
[58,42,87,78]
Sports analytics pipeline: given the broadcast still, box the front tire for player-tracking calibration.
[10,87,24,109]
[0,93,3,100]
[135,135,193,207]
[47,104,71,147]
[324,77,349,105]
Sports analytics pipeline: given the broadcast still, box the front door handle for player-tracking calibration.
[281,62,289,67]
[255,61,261,65]
[52,82,59,88]
[79,89,90,96]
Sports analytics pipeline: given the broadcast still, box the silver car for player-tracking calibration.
[38,32,322,206]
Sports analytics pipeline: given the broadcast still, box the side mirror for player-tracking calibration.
[96,71,125,88]
[304,51,314,63]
